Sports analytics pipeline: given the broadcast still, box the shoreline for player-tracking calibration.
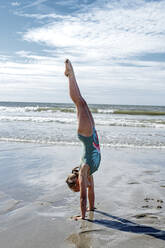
[1,140,165,150]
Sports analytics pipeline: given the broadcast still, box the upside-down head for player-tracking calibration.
[66,167,80,192]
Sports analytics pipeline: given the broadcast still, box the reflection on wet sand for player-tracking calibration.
[66,212,95,248]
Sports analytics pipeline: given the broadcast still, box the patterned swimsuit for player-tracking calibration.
[78,127,101,174]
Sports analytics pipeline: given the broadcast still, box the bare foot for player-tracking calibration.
[64,59,74,77]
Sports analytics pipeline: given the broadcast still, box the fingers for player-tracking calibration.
[71,215,84,221]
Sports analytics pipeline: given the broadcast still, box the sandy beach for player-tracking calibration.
[0,142,165,248]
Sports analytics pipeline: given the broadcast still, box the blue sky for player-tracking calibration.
[0,0,165,105]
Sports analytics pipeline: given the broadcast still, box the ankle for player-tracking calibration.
[68,72,75,79]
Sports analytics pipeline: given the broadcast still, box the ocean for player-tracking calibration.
[0,101,165,149]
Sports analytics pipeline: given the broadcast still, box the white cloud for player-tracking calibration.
[1,50,165,92]
[1,54,165,104]
[0,54,12,61]
[22,0,48,9]
[14,12,70,20]
[21,0,165,92]
[2,0,165,104]
[11,2,20,7]
[24,1,165,63]
[16,50,60,63]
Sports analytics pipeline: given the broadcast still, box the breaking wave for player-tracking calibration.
[1,105,165,116]
[1,115,165,128]
[0,137,165,149]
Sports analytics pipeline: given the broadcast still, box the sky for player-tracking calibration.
[0,0,165,105]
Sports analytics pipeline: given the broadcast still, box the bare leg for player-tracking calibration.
[65,59,94,136]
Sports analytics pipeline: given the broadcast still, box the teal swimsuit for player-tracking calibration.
[78,127,101,175]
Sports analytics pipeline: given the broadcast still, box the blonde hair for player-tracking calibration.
[66,166,79,189]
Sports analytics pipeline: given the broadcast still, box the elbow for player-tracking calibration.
[80,195,86,205]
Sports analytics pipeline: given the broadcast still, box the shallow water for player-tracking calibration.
[0,101,165,148]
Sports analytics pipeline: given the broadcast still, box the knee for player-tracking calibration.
[76,97,87,107]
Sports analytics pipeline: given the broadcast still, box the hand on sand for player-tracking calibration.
[64,59,74,77]
[71,215,85,221]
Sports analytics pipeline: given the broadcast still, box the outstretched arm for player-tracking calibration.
[74,165,89,220]
[88,175,95,211]
[79,174,87,219]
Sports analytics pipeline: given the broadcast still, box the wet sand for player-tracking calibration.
[0,142,165,247]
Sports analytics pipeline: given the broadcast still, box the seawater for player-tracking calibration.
[0,101,165,149]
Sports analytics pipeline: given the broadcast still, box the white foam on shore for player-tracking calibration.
[97,109,115,114]
[0,106,40,113]
[96,118,165,128]
[0,115,75,123]
[1,115,165,129]
[102,143,165,149]
[0,137,80,146]
[0,137,165,149]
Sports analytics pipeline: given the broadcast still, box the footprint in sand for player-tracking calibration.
[144,197,154,202]
[142,197,163,210]
[134,213,158,219]
[143,170,160,175]
[127,181,140,185]
[157,205,162,209]
[142,205,153,209]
